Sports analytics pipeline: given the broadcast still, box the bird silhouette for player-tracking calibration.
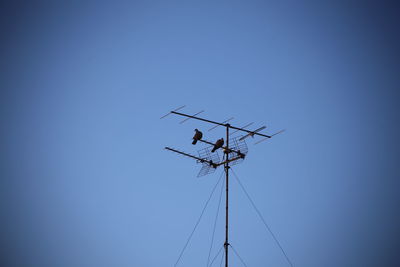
[192,129,203,145]
[211,138,224,152]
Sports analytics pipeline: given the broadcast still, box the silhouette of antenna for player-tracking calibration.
[161,106,285,267]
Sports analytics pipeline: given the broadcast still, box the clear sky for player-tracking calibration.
[1,1,399,266]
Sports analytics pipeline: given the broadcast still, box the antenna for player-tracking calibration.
[229,122,253,136]
[208,117,234,131]
[239,126,267,141]
[163,107,284,267]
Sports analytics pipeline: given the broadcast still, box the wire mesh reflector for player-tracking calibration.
[197,147,221,177]
[227,136,248,166]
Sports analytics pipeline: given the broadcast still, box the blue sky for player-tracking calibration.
[1,1,399,266]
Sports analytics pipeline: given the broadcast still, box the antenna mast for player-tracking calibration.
[224,124,229,267]
[162,107,284,267]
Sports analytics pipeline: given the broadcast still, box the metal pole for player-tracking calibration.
[225,124,230,267]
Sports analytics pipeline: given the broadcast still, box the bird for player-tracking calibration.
[192,129,203,145]
[211,138,224,152]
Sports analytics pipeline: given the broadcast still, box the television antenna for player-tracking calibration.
[162,106,286,267]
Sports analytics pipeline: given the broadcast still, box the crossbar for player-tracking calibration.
[170,111,271,138]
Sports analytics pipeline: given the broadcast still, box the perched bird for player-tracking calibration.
[192,129,203,145]
[211,138,224,152]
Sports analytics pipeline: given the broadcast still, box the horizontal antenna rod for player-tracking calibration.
[179,110,204,124]
[171,111,271,139]
[230,122,254,136]
[216,155,244,167]
[165,146,244,168]
[208,117,234,131]
[239,126,266,141]
[254,129,286,145]
[165,147,217,168]
[198,139,245,158]
[160,105,186,119]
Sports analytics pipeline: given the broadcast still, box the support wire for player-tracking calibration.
[174,171,225,267]
[207,175,225,266]
[219,246,225,267]
[208,245,223,267]
[229,244,248,267]
[231,169,294,267]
